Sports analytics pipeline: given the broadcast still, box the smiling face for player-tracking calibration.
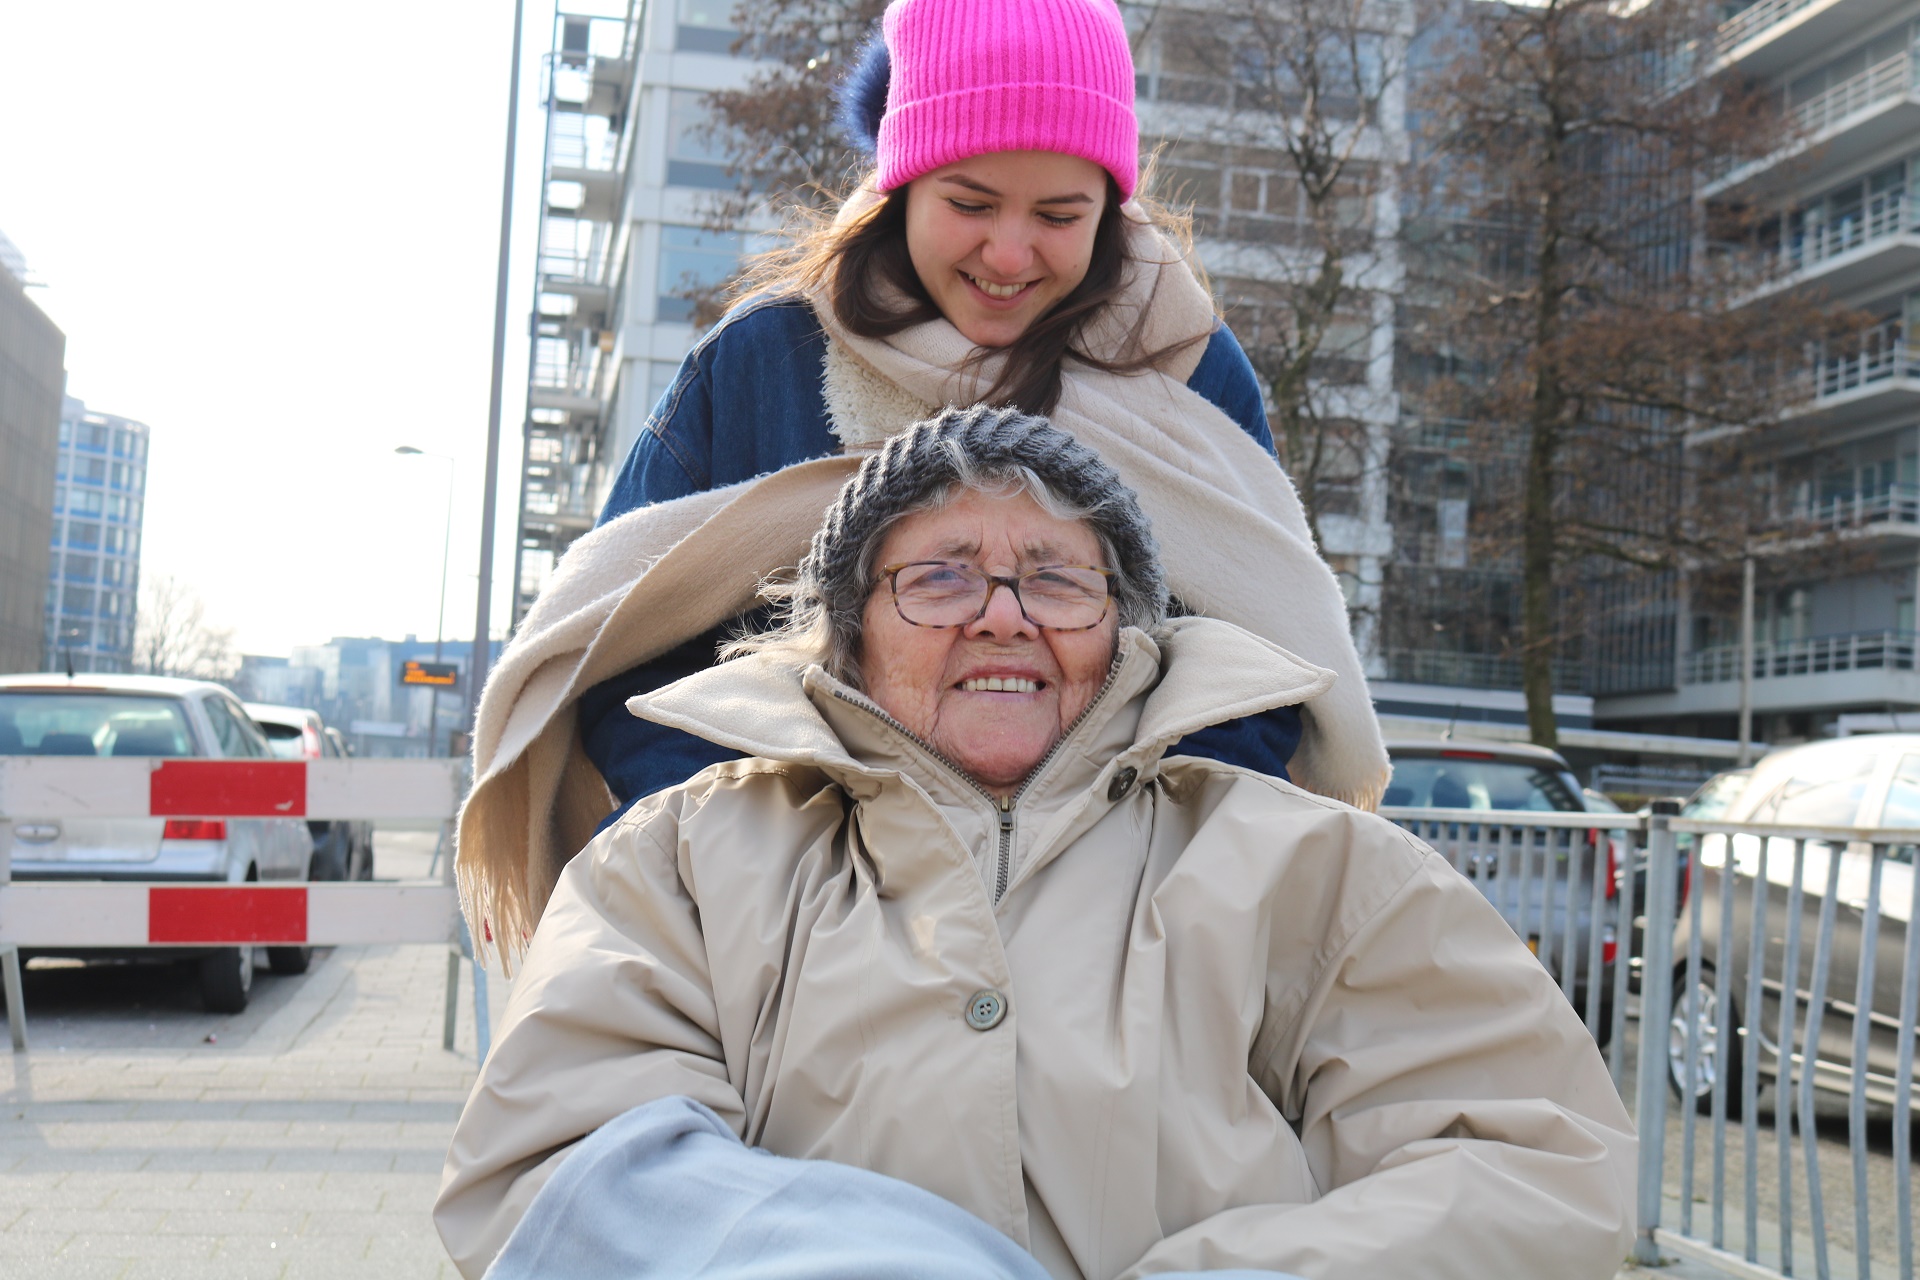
[902,150,1109,349]
[859,487,1120,795]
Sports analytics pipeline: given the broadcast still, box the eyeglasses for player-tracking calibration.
[878,561,1115,631]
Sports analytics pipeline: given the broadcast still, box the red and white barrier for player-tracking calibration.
[0,757,481,1057]
[0,883,456,947]
[0,757,462,820]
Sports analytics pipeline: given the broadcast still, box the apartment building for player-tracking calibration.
[43,397,148,674]
[513,0,754,622]
[0,231,63,674]
[1595,0,1920,743]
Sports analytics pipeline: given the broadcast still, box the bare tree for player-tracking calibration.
[702,1,890,225]
[1402,0,1844,746]
[133,573,238,682]
[1146,0,1408,549]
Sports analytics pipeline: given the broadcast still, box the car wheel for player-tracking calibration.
[200,946,254,1014]
[267,945,312,975]
[1668,965,1743,1118]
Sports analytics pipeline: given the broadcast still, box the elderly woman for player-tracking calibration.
[436,408,1636,1280]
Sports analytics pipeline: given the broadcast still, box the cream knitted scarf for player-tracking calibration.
[456,207,1387,968]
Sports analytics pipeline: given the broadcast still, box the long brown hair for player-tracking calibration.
[730,166,1207,415]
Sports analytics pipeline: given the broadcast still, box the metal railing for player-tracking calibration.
[1782,191,1915,276]
[1768,484,1920,533]
[1379,807,1919,1278]
[1710,53,1916,186]
[1381,648,1588,692]
[1681,631,1918,685]
[1812,321,1916,401]
[1791,53,1914,139]
[1717,0,1819,58]
[1651,817,1917,1278]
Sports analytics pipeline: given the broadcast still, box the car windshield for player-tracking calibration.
[0,691,197,757]
[1681,770,1750,821]
[1749,749,1876,827]
[1384,755,1583,811]
[255,721,307,760]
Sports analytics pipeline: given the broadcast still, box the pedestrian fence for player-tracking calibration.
[0,756,492,1063]
[1380,806,1918,1280]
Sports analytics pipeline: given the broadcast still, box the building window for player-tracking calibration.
[656,225,743,323]
[666,89,737,190]
[62,586,96,615]
[63,553,97,582]
[68,521,100,549]
[81,421,109,450]
[676,0,738,53]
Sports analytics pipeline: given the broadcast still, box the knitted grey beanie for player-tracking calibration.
[799,405,1168,639]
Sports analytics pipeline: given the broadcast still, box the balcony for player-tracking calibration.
[1766,482,1920,537]
[1716,0,1917,76]
[1793,319,1920,427]
[1682,629,1915,684]
[1718,0,1820,58]
[1707,52,1920,201]
[1758,188,1920,301]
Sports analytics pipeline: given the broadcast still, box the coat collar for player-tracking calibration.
[627,616,1335,803]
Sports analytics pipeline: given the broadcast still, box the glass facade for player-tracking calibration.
[44,398,147,672]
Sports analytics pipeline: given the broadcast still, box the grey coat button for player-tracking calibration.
[1107,767,1138,802]
[964,989,1007,1031]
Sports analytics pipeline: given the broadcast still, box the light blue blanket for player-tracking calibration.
[486,1096,1296,1279]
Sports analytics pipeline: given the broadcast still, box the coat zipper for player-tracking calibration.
[831,663,1123,905]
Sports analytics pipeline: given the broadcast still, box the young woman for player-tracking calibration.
[455,0,1388,958]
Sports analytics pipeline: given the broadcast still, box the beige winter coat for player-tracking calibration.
[437,619,1635,1279]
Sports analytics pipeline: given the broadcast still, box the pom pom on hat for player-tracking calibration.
[837,35,891,155]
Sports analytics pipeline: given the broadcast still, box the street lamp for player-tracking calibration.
[396,446,455,757]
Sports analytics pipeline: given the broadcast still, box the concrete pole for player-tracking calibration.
[1737,552,1756,767]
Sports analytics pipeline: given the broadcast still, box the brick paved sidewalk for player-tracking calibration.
[1,940,487,1280]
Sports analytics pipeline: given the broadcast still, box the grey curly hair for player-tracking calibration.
[726,405,1168,686]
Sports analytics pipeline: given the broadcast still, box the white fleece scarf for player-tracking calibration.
[456,205,1387,967]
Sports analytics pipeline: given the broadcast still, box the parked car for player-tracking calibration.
[1669,735,1918,1112]
[245,702,374,881]
[0,674,315,1012]
[1383,739,1624,1043]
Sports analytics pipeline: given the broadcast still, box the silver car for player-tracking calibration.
[0,673,314,1012]
[1670,735,1918,1110]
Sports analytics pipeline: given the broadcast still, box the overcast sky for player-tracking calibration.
[0,0,585,658]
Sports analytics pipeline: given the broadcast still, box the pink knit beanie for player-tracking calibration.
[873,0,1139,199]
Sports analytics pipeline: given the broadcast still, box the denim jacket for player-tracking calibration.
[584,298,1302,825]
